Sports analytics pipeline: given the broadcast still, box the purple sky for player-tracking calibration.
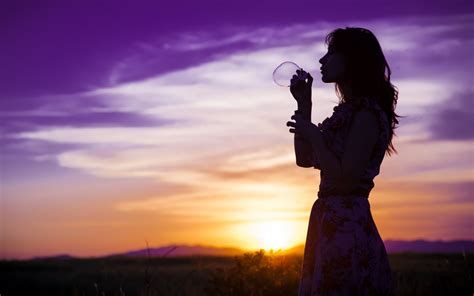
[1,1,473,259]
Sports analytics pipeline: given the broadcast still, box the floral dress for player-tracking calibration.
[297,97,396,296]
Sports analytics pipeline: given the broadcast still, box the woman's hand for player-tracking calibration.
[290,69,313,105]
[286,112,319,140]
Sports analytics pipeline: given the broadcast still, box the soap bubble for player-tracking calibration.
[272,61,306,87]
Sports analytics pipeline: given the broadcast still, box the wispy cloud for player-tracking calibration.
[427,90,474,140]
[9,15,473,183]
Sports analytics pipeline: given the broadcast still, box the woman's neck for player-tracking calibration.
[339,80,374,101]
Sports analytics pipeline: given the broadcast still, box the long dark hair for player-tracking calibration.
[325,27,403,156]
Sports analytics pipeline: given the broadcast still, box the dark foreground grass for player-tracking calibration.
[0,251,472,296]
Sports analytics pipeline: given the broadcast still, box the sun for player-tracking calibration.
[254,220,295,251]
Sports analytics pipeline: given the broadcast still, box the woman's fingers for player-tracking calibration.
[288,113,306,134]
[290,75,301,86]
[289,114,297,120]
[297,69,305,79]
[293,72,309,82]
[287,120,297,134]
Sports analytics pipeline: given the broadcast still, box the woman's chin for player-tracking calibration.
[321,74,334,83]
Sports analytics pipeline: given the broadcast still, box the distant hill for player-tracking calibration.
[284,239,474,255]
[30,254,75,260]
[106,239,474,258]
[106,244,247,258]
[25,239,474,260]
[383,239,474,253]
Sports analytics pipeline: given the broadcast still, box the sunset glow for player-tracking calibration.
[1,2,472,259]
[253,221,297,251]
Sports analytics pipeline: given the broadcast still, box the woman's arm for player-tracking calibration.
[295,134,314,167]
[294,102,315,168]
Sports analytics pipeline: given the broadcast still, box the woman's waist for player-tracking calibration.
[317,185,370,199]
[317,192,369,199]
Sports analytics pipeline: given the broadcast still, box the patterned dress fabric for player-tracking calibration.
[298,97,396,296]
[312,96,390,199]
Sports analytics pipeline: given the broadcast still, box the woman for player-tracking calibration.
[286,27,402,295]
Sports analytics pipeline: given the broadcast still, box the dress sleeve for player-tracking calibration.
[312,123,323,169]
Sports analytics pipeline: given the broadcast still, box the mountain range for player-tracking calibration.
[29,239,474,260]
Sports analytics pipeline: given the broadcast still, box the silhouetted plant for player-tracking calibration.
[204,249,301,296]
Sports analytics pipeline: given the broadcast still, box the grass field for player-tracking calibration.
[1,250,472,295]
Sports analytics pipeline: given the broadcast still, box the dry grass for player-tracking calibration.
[0,246,472,295]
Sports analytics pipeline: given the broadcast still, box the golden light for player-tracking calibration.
[253,220,295,251]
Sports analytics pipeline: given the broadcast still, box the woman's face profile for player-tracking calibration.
[319,46,346,83]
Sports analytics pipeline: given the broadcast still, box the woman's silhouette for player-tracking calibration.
[286,27,401,295]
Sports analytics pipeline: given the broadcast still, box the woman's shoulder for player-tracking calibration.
[351,96,390,147]
[318,107,349,131]
[323,97,389,135]
[318,98,364,130]
[348,96,388,123]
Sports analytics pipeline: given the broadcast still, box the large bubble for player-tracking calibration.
[272,61,305,87]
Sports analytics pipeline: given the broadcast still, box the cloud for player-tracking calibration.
[376,179,474,206]
[7,14,474,187]
[427,90,474,140]
[114,174,311,225]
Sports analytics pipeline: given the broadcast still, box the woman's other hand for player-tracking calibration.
[287,113,318,140]
[290,69,313,104]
